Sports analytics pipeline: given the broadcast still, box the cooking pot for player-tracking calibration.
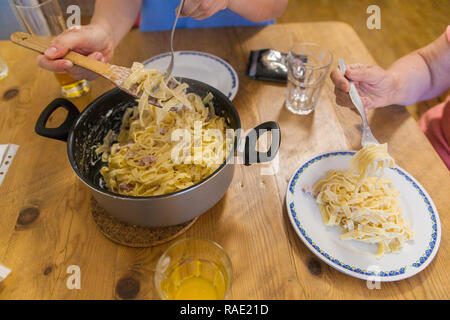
[35,78,280,227]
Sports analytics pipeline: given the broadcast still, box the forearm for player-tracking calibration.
[228,0,288,22]
[91,0,142,47]
[388,32,450,106]
[387,53,432,106]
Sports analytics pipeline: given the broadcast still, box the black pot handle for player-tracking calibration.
[244,121,281,166]
[35,98,80,142]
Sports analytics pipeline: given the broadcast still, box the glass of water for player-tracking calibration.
[286,43,333,115]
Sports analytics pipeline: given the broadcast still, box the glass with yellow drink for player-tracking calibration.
[53,72,90,98]
[12,0,90,98]
[155,238,233,300]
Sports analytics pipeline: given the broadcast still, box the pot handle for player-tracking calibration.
[35,98,80,142]
[244,121,281,166]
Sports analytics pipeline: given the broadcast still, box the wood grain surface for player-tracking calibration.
[0,22,448,300]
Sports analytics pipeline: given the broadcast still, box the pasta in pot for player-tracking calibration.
[312,144,414,258]
[96,62,231,196]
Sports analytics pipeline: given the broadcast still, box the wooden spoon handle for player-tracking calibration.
[10,32,114,79]
[10,31,50,54]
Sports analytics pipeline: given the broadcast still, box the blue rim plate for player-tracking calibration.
[286,151,441,282]
[142,51,239,101]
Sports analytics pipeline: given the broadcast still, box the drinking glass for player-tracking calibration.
[0,53,8,80]
[12,0,90,98]
[286,43,333,115]
[154,238,233,300]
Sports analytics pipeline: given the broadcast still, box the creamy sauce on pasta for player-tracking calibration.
[96,62,230,196]
[312,144,414,258]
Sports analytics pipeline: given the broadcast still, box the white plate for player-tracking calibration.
[286,151,441,282]
[142,51,239,100]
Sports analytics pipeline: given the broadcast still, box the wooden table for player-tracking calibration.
[0,22,448,300]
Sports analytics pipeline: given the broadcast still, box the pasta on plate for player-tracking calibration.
[311,144,414,258]
[96,62,231,196]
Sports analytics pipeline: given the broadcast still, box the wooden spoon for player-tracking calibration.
[10,32,162,107]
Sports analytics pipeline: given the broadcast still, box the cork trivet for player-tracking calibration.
[90,197,197,247]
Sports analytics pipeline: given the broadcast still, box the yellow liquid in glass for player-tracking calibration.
[54,73,90,98]
[174,276,220,300]
[162,259,228,300]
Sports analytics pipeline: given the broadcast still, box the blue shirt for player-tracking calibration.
[140,0,273,32]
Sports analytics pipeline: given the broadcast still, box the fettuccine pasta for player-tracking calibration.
[96,62,230,196]
[311,144,414,258]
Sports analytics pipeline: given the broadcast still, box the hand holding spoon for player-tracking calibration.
[10,32,164,108]
[338,58,379,147]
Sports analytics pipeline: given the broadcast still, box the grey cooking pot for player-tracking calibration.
[35,78,280,227]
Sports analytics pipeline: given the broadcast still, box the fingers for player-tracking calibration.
[334,87,353,108]
[345,63,385,84]
[36,24,113,81]
[37,51,103,80]
[361,96,375,112]
[179,0,202,17]
[87,51,106,63]
[37,55,73,73]
[330,69,350,92]
[38,28,90,76]
[334,85,375,114]
[331,68,353,109]
[44,28,90,60]
[68,52,103,80]
[179,0,227,19]
[331,67,378,112]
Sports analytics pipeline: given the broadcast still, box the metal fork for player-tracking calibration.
[164,0,185,82]
[338,58,379,147]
